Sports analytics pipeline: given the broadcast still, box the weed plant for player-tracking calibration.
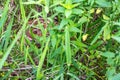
[0,0,120,80]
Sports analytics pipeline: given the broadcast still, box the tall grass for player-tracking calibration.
[1,0,120,80]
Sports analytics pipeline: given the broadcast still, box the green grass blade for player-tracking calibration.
[25,46,28,65]
[67,72,80,80]
[0,0,10,31]
[20,0,26,20]
[54,73,63,80]
[90,22,108,45]
[36,37,50,80]
[0,12,32,70]
[3,18,13,51]
[3,6,18,51]
[65,26,71,66]
[25,45,36,66]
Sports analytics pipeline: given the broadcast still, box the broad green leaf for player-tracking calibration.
[78,16,88,24]
[65,0,72,4]
[88,0,95,6]
[112,73,120,80]
[69,27,80,33]
[65,9,72,18]
[95,0,111,7]
[51,46,63,58]
[51,35,56,48]
[113,31,120,36]
[54,6,65,13]
[101,51,115,58]
[106,67,116,80]
[112,36,120,43]
[72,40,87,49]
[72,9,83,15]
[113,21,120,26]
[107,58,114,65]
[58,18,68,30]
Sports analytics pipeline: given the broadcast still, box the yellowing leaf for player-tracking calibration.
[0,51,3,56]
[103,25,111,41]
[96,8,102,14]
[82,34,88,41]
[60,3,72,9]
[4,61,9,66]
[103,14,110,20]
[90,8,95,13]
[60,3,79,9]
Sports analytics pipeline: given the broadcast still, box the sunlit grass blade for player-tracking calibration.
[25,45,36,66]
[67,72,79,80]
[54,73,63,80]
[0,12,32,70]
[3,18,13,51]
[20,0,27,52]
[36,37,50,80]
[0,18,13,51]
[0,0,10,31]
[65,26,71,67]
[25,46,28,65]
[90,22,108,45]
[20,0,26,20]
[27,51,36,66]
[2,5,18,51]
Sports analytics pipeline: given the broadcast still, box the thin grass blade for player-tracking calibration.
[0,0,10,31]
[65,26,71,66]
[0,12,32,70]
[36,37,50,80]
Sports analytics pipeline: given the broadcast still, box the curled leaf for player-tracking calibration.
[96,8,102,14]
[82,34,88,41]
[103,14,110,20]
